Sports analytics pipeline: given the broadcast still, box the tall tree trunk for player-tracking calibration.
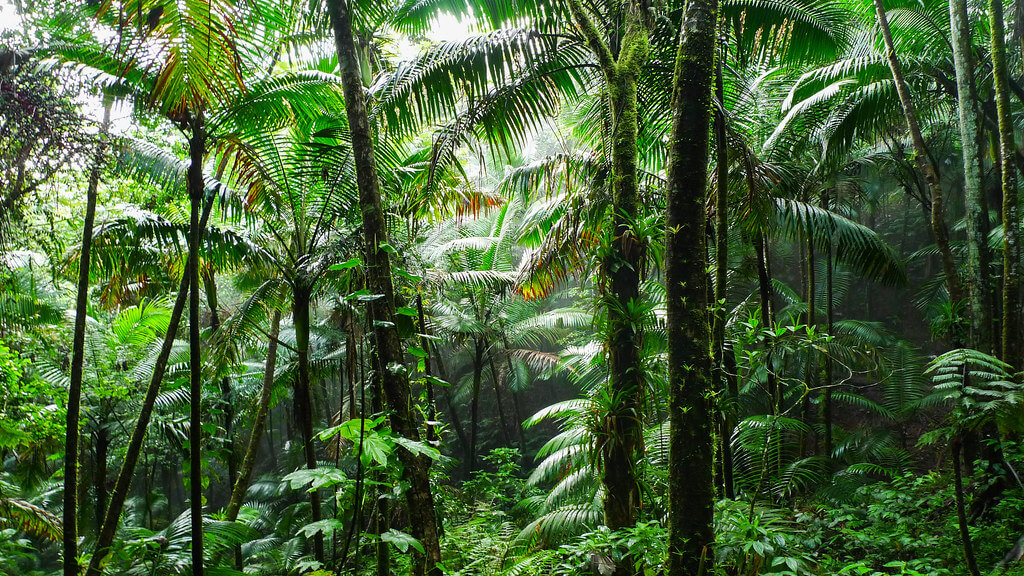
[84,128,216,576]
[989,0,1021,366]
[952,434,983,576]
[293,284,325,563]
[327,2,444,573]
[874,0,964,308]
[485,342,513,447]
[753,232,778,411]
[416,295,438,443]
[187,114,207,576]
[950,0,992,353]
[93,423,108,529]
[665,0,718,573]
[469,339,484,473]
[64,99,111,576]
[713,46,735,501]
[565,0,648,546]
[803,225,816,457]
[225,311,282,522]
[500,333,530,459]
[823,192,835,457]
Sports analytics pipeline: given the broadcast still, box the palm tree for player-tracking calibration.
[326,1,444,572]
[420,195,588,469]
[55,3,340,567]
[63,97,112,576]
[213,118,363,564]
[871,0,962,318]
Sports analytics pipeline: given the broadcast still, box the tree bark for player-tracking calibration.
[93,423,108,529]
[952,434,983,576]
[293,284,325,563]
[85,126,215,576]
[485,342,513,447]
[753,232,778,411]
[989,0,1021,366]
[469,339,484,473]
[187,113,207,576]
[225,311,282,521]
[64,99,111,576]
[203,269,236,496]
[565,0,648,544]
[665,0,718,573]
[874,0,964,308]
[416,295,438,443]
[950,0,992,353]
[712,44,735,501]
[327,2,443,573]
[823,192,835,457]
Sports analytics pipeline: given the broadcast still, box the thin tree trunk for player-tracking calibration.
[203,269,236,496]
[713,45,735,501]
[469,339,484,473]
[989,0,1021,366]
[753,233,778,411]
[803,224,816,457]
[499,333,530,459]
[64,99,111,576]
[952,434,983,576]
[225,311,282,522]
[84,128,216,576]
[416,295,438,443]
[94,423,108,529]
[665,0,718,573]
[293,284,325,563]
[485,342,514,446]
[187,114,207,576]
[824,193,835,457]
[874,0,964,308]
[327,2,443,573]
[347,312,359,421]
[950,0,992,353]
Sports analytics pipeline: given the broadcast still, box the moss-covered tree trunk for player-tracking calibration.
[989,0,1021,365]
[873,0,963,309]
[950,0,992,353]
[565,0,649,549]
[64,99,111,576]
[327,2,443,573]
[293,284,325,563]
[665,0,718,573]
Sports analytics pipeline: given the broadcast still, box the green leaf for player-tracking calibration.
[393,436,441,461]
[330,258,363,271]
[394,267,423,283]
[381,529,424,554]
[298,519,346,538]
[283,467,349,492]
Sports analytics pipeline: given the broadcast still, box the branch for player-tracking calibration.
[565,0,616,78]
